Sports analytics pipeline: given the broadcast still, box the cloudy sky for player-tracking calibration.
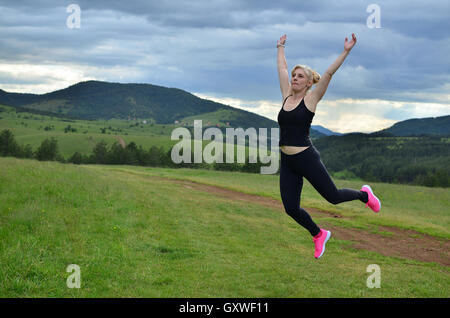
[0,0,449,133]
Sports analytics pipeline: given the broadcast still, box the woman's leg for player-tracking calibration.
[302,147,368,205]
[280,152,321,236]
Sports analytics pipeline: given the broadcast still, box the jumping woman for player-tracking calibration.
[276,33,381,259]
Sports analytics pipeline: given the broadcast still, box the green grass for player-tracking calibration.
[101,165,450,238]
[180,108,240,126]
[0,157,448,297]
[0,104,261,158]
[0,104,179,157]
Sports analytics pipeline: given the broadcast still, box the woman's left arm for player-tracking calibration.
[309,33,357,106]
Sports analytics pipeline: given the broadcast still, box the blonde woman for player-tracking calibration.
[276,33,381,259]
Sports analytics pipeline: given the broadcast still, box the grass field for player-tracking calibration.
[0,104,179,157]
[0,104,261,159]
[0,157,448,297]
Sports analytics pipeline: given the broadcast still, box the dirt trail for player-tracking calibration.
[127,172,450,266]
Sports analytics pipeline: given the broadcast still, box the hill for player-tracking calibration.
[313,133,449,187]
[373,115,450,136]
[311,125,342,136]
[0,81,335,138]
[2,82,449,140]
[1,102,448,187]
[0,81,277,130]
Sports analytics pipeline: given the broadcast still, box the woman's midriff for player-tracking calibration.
[280,145,310,155]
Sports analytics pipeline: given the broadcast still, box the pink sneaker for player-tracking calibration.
[313,229,331,259]
[361,185,381,213]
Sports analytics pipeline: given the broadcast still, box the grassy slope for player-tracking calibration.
[105,165,450,238]
[0,105,260,158]
[0,157,448,297]
[0,105,177,156]
[181,108,244,126]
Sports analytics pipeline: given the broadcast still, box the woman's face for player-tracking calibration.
[291,68,312,91]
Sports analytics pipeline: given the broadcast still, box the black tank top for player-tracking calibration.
[277,95,315,147]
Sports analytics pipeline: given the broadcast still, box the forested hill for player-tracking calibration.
[313,133,449,187]
[374,115,450,136]
[0,81,278,130]
[1,81,448,139]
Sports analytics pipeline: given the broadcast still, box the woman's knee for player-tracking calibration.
[282,204,300,217]
[283,206,296,216]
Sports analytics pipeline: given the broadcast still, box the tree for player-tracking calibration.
[35,137,59,161]
[0,129,19,156]
[18,144,34,159]
[108,142,128,164]
[148,145,163,166]
[92,140,108,164]
[68,152,83,164]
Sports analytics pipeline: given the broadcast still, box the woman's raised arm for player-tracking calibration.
[277,34,291,100]
[309,33,357,106]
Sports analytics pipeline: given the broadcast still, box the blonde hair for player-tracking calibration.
[291,64,321,90]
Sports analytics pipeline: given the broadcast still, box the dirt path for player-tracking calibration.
[124,171,450,266]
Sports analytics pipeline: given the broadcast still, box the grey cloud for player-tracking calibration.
[0,0,448,109]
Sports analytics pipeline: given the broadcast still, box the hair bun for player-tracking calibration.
[312,70,321,84]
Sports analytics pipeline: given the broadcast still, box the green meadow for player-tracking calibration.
[0,104,178,157]
[0,157,448,297]
[0,104,258,159]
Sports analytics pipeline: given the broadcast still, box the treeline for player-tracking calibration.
[0,129,63,161]
[0,129,265,174]
[314,133,450,188]
[1,129,449,187]
[74,140,266,173]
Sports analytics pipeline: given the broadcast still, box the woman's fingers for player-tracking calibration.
[344,33,357,51]
[346,34,356,43]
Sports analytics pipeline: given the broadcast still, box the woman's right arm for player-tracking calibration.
[277,34,291,100]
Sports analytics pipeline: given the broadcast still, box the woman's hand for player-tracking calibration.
[277,34,287,48]
[344,33,357,52]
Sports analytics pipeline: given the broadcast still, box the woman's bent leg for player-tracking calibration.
[280,153,321,236]
[303,148,368,205]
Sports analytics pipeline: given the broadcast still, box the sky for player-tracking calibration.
[0,0,449,133]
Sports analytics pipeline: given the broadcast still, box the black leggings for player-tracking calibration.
[280,146,368,237]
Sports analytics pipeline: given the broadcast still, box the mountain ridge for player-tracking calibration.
[1,80,449,137]
[0,80,329,138]
[373,115,450,136]
[0,81,276,128]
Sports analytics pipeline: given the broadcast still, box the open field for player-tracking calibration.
[0,157,448,297]
[0,105,260,159]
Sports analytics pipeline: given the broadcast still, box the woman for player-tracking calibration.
[276,33,381,259]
